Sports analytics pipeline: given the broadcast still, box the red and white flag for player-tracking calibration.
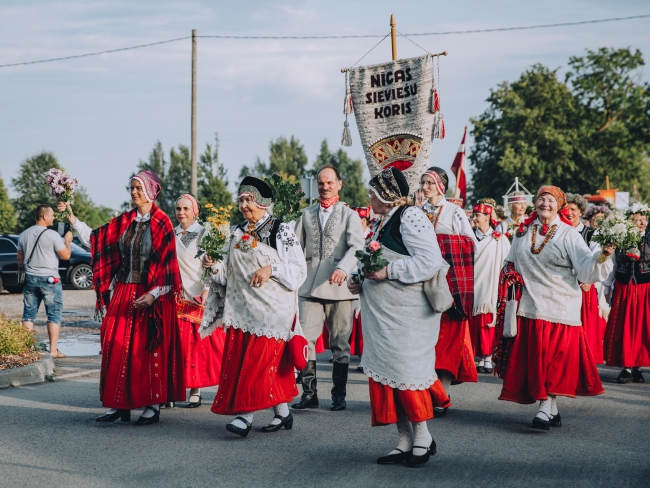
[450,126,468,204]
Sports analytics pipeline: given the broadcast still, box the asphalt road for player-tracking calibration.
[1,357,648,488]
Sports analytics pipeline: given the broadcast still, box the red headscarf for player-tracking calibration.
[131,171,162,203]
[176,193,199,217]
[521,185,572,228]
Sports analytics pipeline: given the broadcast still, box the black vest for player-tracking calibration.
[237,218,283,251]
[579,225,595,246]
[614,229,650,284]
[377,206,410,256]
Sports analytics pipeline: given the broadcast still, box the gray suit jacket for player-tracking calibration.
[295,202,364,301]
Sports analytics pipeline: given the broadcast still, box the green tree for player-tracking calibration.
[12,151,114,232]
[239,136,308,181]
[470,48,650,200]
[0,173,16,233]
[311,140,368,207]
[198,140,233,222]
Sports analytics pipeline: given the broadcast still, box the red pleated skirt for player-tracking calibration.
[499,317,604,404]
[581,287,604,364]
[211,327,298,415]
[470,312,496,357]
[368,378,451,426]
[604,281,650,368]
[100,282,185,409]
[435,314,478,383]
[178,315,225,389]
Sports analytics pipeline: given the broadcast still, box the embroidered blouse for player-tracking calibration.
[421,198,477,245]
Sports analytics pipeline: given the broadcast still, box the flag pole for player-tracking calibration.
[390,14,397,61]
[454,125,467,197]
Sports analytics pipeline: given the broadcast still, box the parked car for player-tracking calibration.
[0,234,93,292]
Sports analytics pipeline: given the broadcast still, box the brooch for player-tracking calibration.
[235,233,256,253]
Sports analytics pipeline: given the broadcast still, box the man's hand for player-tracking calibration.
[57,202,76,224]
[329,269,347,286]
[64,231,73,245]
[347,279,361,295]
[365,266,388,282]
[134,293,155,309]
[579,283,592,292]
[202,255,216,269]
[250,265,272,288]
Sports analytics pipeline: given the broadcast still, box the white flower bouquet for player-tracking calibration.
[44,168,79,220]
[593,211,643,260]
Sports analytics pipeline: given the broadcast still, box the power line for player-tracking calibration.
[1,14,649,69]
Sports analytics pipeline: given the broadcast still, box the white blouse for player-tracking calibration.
[421,198,477,246]
[210,212,307,291]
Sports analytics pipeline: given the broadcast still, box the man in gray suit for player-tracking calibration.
[292,166,364,411]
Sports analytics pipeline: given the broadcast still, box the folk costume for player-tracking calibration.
[496,186,611,430]
[419,167,478,409]
[293,185,364,411]
[199,177,307,437]
[359,167,449,467]
[470,199,511,373]
[73,171,185,425]
[174,194,225,408]
[497,192,529,239]
[604,209,650,384]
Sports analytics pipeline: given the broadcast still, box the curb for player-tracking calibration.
[0,353,55,388]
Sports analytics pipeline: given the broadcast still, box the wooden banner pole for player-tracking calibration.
[390,14,397,61]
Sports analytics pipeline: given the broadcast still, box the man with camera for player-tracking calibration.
[17,204,73,358]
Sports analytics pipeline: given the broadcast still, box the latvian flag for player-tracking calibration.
[450,126,468,205]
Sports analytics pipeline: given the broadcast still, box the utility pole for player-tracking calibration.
[214,132,220,179]
[191,29,198,195]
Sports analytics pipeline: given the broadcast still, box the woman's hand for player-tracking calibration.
[202,255,216,269]
[347,279,361,295]
[134,293,155,309]
[602,244,616,256]
[56,202,76,224]
[365,266,388,282]
[249,265,272,288]
[579,283,592,292]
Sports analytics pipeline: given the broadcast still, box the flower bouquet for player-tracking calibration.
[44,168,79,220]
[354,240,389,283]
[592,211,643,260]
[196,204,232,280]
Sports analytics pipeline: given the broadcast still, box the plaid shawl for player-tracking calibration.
[90,204,182,324]
[492,262,524,379]
[436,234,475,319]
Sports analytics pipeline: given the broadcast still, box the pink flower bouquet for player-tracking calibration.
[354,240,389,283]
[44,168,79,220]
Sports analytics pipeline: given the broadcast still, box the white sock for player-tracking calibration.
[387,416,413,454]
[271,403,290,424]
[438,370,453,392]
[140,405,159,419]
[484,355,492,367]
[231,411,254,429]
[477,358,485,367]
[411,421,432,456]
[536,399,551,420]
[105,408,117,415]
[189,388,200,402]
[550,395,558,416]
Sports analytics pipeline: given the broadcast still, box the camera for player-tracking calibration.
[57,222,71,237]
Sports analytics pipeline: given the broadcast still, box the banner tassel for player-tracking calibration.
[431,88,441,113]
[341,117,352,147]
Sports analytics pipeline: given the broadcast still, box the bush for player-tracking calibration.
[0,315,36,356]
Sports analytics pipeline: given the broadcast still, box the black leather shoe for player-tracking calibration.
[260,413,293,432]
[617,369,633,384]
[330,396,347,411]
[226,416,252,438]
[181,395,202,408]
[532,414,550,430]
[292,394,319,409]
[135,407,160,426]
[434,406,448,418]
[96,409,130,423]
[406,440,436,467]
[550,413,562,427]
[377,448,412,465]
[632,370,645,383]
[482,365,494,374]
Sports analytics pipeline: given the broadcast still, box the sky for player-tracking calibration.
[1,0,649,209]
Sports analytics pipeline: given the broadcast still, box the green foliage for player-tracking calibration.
[240,136,308,181]
[264,174,305,223]
[470,47,650,200]
[0,173,16,233]
[0,316,36,356]
[355,243,389,283]
[311,140,368,207]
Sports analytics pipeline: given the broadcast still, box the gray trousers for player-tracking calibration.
[299,297,354,363]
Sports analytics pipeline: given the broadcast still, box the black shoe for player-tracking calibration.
[292,360,318,409]
[96,409,130,423]
[617,369,633,384]
[179,396,202,409]
[330,362,349,411]
[532,414,550,430]
[406,439,436,467]
[434,406,448,418]
[226,416,252,438]
[356,365,364,372]
[632,370,645,383]
[482,364,494,374]
[260,413,293,432]
[550,413,562,427]
[476,365,485,374]
[135,407,160,426]
[377,448,413,465]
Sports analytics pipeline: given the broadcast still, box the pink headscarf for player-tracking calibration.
[175,193,199,217]
[422,170,446,195]
[131,171,162,202]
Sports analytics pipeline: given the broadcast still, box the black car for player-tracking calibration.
[0,233,93,293]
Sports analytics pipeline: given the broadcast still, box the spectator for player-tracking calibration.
[17,204,72,358]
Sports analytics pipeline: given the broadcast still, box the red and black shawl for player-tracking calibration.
[90,204,182,320]
[492,262,525,379]
[436,234,475,320]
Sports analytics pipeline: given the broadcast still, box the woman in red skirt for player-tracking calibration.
[470,199,511,374]
[173,194,225,408]
[61,171,185,425]
[604,204,650,384]
[200,177,306,437]
[496,186,614,430]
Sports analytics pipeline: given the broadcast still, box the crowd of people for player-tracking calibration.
[26,162,646,467]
